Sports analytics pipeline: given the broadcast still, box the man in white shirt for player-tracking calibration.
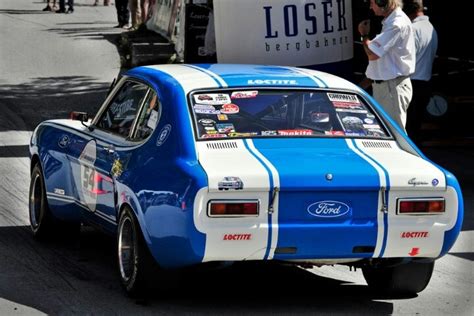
[358,0,416,132]
[403,0,438,144]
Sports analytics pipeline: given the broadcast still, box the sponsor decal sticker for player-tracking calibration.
[199,119,216,127]
[216,123,235,133]
[261,130,278,136]
[364,118,374,124]
[231,91,258,99]
[223,233,252,240]
[54,188,65,195]
[325,130,345,135]
[401,231,429,238]
[363,124,381,129]
[307,200,351,218]
[194,104,220,114]
[335,108,368,114]
[78,140,97,212]
[408,247,420,256]
[220,103,240,114]
[327,93,360,103]
[147,110,159,129]
[218,176,244,190]
[278,129,312,136]
[156,124,172,146]
[432,179,439,186]
[228,132,258,137]
[202,134,228,138]
[58,135,70,148]
[111,159,123,178]
[248,79,297,85]
[217,114,228,121]
[194,93,231,105]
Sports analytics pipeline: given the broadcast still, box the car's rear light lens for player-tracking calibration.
[208,200,259,217]
[397,198,445,214]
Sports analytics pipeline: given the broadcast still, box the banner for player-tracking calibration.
[213,0,353,67]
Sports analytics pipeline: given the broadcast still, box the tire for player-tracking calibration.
[362,261,435,295]
[117,207,156,297]
[29,164,54,239]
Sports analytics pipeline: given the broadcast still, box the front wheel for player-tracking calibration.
[117,207,156,297]
[362,261,435,295]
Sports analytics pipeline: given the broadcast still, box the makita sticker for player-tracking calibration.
[278,129,312,136]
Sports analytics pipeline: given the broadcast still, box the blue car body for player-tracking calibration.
[30,64,463,272]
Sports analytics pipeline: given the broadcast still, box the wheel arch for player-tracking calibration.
[30,154,41,175]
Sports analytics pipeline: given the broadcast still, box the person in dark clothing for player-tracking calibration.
[403,0,438,145]
[115,0,131,28]
[57,0,74,13]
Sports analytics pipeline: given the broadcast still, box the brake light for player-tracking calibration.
[208,200,259,217]
[397,198,445,214]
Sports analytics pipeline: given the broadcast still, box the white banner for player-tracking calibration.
[213,0,353,66]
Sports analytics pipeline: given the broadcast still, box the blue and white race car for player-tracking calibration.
[29,64,463,296]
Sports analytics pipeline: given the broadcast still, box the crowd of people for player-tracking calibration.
[41,0,155,31]
[358,0,437,145]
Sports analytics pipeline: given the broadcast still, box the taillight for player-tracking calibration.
[397,198,445,214]
[208,200,259,217]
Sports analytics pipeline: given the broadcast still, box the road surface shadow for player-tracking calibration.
[0,76,113,132]
[0,225,395,315]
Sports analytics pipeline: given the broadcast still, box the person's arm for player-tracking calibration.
[358,19,380,61]
[361,36,380,61]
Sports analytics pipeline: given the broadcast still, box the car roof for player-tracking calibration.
[126,64,362,94]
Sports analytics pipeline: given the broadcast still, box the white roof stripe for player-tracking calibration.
[144,64,221,93]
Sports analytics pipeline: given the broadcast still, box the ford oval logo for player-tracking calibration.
[307,200,350,218]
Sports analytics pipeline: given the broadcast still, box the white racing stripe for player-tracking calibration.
[351,139,457,258]
[193,140,273,261]
[245,139,280,259]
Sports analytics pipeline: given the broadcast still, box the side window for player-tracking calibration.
[96,81,148,138]
[133,91,160,140]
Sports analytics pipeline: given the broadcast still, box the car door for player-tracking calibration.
[80,79,153,231]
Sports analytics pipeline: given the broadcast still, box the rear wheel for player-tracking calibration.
[362,261,435,295]
[29,164,54,239]
[117,207,156,297]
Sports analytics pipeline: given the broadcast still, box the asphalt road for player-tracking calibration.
[0,1,472,315]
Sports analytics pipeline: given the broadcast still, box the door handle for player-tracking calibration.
[105,145,115,155]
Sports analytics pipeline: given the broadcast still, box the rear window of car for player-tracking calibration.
[189,89,390,140]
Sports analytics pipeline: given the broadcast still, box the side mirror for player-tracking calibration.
[70,111,89,122]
